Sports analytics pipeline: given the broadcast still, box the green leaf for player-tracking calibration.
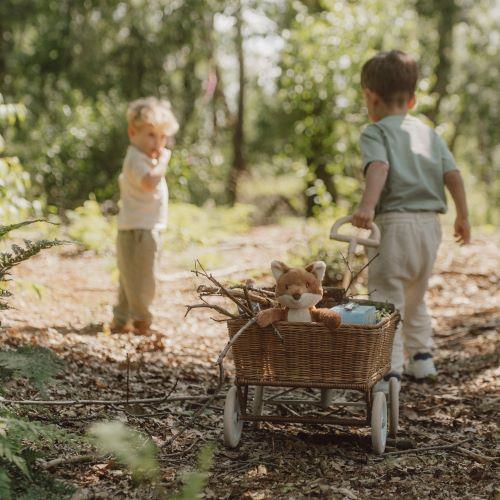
[88,421,159,483]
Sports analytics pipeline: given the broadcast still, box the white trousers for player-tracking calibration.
[367,212,442,374]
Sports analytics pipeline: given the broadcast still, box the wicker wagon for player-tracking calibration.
[222,217,401,455]
[223,293,400,454]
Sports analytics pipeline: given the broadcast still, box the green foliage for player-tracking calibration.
[172,443,214,500]
[0,0,498,221]
[167,202,255,251]
[0,410,71,500]
[0,220,65,309]
[0,112,75,499]
[0,237,65,310]
[0,95,41,223]
[0,220,48,239]
[88,420,215,499]
[66,197,116,253]
[0,346,62,392]
[261,0,421,214]
[89,421,159,483]
[2,0,229,209]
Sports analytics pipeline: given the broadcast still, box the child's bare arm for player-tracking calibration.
[141,149,170,191]
[352,161,389,229]
[444,170,471,245]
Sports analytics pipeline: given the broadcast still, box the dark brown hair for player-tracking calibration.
[361,50,418,105]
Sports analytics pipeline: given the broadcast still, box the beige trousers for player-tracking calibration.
[367,212,442,374]
[113,229,161,325]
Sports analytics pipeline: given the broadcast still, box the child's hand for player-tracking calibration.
[158,148,171,165]
[454,217,471,245]
[352,206,375,229]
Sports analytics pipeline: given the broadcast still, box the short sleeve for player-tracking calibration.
[124,150,152,186]
[437,135,458,173]
[359,125,389,174]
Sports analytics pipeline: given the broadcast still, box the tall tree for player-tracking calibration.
[227,0,247,205]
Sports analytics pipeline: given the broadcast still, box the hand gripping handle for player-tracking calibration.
[329,215,381,249]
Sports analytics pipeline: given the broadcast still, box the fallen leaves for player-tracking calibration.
[0,228,499,498]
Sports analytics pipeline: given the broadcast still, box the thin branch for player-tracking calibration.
[192,260,254,316]
[345,252,380,294]
[243,285,253,312]
[271,324,284,342]
[0,393,217,407]
[380,438,472,457]
[338,250,353,276]
[126,352,130,405]
[159,440,199,460]
[39,454,99,470]
[184,303,238,319]
[230,284,275,297]
[198,285,276,307]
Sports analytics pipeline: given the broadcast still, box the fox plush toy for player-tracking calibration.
[256,260,341,330]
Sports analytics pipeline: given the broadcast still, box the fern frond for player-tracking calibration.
[0,412,73,493]
[0,239,65,276]
[0,220,48,239]
[0,346,62,391]
[0,468,11,500]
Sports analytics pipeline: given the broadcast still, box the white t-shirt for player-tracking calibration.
[117,145,169,230]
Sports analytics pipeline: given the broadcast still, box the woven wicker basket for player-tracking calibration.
[227,297,400,392]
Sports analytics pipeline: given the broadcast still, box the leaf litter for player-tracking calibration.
[1,225,498,499]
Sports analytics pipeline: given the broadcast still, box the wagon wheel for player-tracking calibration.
[223,386,243,448]
[320,388,334,409]
[371,391,387,455]
[252,386,264,416]
[388,377,399,438]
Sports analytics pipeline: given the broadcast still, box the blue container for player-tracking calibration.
[330,302,377,325]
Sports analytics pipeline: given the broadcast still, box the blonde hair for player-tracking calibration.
[127,96,179,136]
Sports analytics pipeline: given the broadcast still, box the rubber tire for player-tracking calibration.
[388,377,399,438]
[320,388,334,409]
[252,386,264,416]
[223,386,243,448]
[371,391,387,455]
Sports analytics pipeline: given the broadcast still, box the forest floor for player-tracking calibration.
[1,223,499,499]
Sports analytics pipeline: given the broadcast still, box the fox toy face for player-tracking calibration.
[272,260,326,310]
[256,259,341,329]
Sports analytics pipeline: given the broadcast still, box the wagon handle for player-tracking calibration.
[330,216,381,290]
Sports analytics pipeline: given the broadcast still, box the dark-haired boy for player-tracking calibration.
[352,50,470,390]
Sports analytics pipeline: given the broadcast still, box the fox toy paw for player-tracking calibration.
[312,308,342,330]
[256,308,285,328]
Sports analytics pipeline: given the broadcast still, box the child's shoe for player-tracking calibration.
[109,319,133,334]
[372,371,401,395]
[132,320,153,336]
[405,353,437,379]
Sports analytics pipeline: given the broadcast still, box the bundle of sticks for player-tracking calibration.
[185,260,278,321]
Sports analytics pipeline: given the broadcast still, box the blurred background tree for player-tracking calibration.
[0,0,498,222]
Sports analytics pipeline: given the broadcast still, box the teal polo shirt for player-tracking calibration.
[359,114,458,214]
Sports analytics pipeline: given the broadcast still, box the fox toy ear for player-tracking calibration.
[271,260,290,281]
[305,261,326,282]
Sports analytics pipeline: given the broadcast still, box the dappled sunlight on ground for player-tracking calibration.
[1,225,498,498]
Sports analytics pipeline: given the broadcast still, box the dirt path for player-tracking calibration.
[2,224,499,499]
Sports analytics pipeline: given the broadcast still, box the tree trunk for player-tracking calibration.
[227,0,245,205]
[420,0,459,124]
[305,159,337,217]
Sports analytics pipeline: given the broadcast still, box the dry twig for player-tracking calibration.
[39,454,98,470]
[345,252,380,294]
[185,303,239,319]
[380,438,473,457]
[193,260,254,316]
[197,285,276,308]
